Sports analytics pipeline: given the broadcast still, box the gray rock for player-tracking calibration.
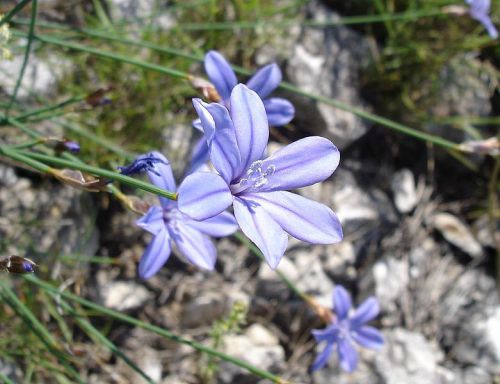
[0,359,22,383]
[219,324,285,383]
[288,248,334,308]
[453,305,500,375]
[99,281,152,311]
[108,0,174,27]
[372,258,409,317]
[286,0,372,148]
[118,346,163,383]
[181,289,250,328]
[423,55,497,143]
[319,241,357,280]
[462,366,492,384]
[375,328,445,384]
[258,248,333,307]
[0,47,71,99]
[257,257,299,298]
[432,212,483,258]
[391,169,418,213]
[330,169,397,237]
[0,164,98,266]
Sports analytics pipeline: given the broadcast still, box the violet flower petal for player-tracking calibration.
[136,206,164,236]
[246,63,282,99]
[312,324,338,343]
[200,100,241,183]
[263,98,295,127]
[171,221,217,270]
[230,84,269,177]
[311,342,335,372]
[467,0,498,38]
[333,285,352,320]
[246,191,343,244]
[193,98,216,144]
[337,339,358,373]
[138,229,172,280]
[188,138,210,174]
[350,297,380,328]
[192,118,204,132]
[204,51,237,103]
[259,136,340,192]
[187,211,238,237]
[233,196,288,269]
[352,326,384,350]
[145,152,177,209]
[177,172,233,221]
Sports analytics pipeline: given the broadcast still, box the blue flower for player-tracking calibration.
[466,0,498,38]
[178,84,342,268]
[118,153,169,177]
[204,50,295,127]
[311,286,384,372]
[189,51,296,172]
[131,152,238,279]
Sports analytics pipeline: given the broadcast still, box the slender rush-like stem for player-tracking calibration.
[32,33,189,80]
[0,145,52,173]
[0,0,32,28]
[0,282,84,383]
[15,149,178,200]
[5,0,37,117]
[26,275,293,384]
[56,297,155,384]
[12,29,462,151]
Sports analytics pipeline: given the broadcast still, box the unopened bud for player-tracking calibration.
[458,137,499,156]
[85,87,113,107]
[188,75,221,102]
[120,194,151,215]
[0,255,36,274]
[52,169,108,192]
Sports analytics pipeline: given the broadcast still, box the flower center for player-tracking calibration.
[337,319,351,340]
[239,160,275,189]
[163,207,185,231]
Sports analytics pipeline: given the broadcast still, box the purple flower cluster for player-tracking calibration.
[121,51,342,279]
[312,286,384,372]
[115,52,382,375]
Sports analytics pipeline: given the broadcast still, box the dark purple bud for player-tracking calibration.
[64,141,80,153]
[118,153,168,177]
[0,255,37,274]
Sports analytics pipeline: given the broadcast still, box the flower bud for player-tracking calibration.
[188,75,221,102]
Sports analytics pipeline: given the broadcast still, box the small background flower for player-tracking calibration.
[311,285,384,372]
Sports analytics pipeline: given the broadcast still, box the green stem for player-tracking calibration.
[0,145,52,173]
[7,95,85,122]
[5,0,37,117]
[12,8,447,31]
[174,9,447,30]
[13,29,461,151]
[26,276,293,384]
[0,282,84,383]
[233,232,308,301]
[0,0,32,27]
[56,297,155,384]
[16,149,178,200]
[33,34,189,80]
[277,82,459,151]
[3,117,131,201]
[5,115,39,138]
[7,138,43,149]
